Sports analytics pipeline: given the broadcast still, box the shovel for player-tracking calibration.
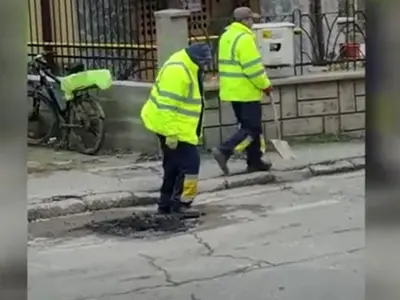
[269,92,296,160]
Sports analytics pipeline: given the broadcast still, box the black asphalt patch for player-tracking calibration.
[87,211,202,238]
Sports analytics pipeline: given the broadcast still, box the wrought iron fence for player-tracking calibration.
[28,0,366,82]
[27,0,164,81]
[189,8,366,76]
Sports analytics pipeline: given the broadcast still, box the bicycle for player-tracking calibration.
[27,54,112,155]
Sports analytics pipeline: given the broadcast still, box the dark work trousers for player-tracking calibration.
[219,101,263,166]
[157,135,200,210]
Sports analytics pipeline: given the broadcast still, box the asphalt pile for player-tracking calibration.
[88,212,202,238]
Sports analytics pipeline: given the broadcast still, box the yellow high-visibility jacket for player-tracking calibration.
[218,22,271,102]
[140,49,204,145]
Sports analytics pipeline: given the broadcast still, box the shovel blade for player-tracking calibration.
[270,139,296,160]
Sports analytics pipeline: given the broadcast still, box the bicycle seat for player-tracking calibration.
[65,62,85,75]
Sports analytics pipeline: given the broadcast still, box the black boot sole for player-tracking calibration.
[211,148,230,175]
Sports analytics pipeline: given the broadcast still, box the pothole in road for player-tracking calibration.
[87,212,202,239]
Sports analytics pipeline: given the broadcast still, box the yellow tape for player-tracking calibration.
[181,179,198,203]
[262,30,272,39]
[234,135,266,153]
[234,136,253,153]
[260,135,266,153]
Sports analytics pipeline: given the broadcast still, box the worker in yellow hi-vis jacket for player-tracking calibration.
[212,6,273,175]
[140,43,212,215]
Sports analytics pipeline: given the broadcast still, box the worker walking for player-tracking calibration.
[140,43,212,215]
[212,6,273,175]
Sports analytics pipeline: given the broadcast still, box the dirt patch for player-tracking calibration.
[87,211,203,238]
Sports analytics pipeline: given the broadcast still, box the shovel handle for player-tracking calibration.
[269,92,282,139]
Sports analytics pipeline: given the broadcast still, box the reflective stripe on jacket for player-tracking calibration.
[140,49,204,145]
[218,22,271,102]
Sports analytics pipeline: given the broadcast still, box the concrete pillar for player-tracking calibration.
[248,0,261,14]
[166,0,181,9]
[154,9,190,70]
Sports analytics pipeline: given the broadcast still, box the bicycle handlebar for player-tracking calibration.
[34,53,43,60]
[32,53,49,67]
[29,53,60,83]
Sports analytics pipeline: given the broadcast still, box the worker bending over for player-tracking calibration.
[141,43,212,215]
[212,6,273,175]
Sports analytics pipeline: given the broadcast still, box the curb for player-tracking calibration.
[28,156,365,222]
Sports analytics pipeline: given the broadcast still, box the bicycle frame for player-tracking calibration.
[28,54,107,155]
[33,65,72,124]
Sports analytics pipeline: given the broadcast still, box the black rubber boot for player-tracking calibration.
[211,148,230,175]
[247,160,272,173]
[172,202,201,218]
[156,195,172,214]
[157,206,171,215]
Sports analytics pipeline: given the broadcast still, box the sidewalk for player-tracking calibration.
[28,142,364,221]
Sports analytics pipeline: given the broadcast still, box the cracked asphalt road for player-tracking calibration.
[28,170,364,300]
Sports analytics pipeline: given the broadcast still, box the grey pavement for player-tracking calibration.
[28,142,364,203]
[28,170,365,300]
[27,142,364,221]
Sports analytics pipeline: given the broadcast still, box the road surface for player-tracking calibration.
[28,170,364,300]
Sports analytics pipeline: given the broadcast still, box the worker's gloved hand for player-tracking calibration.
[263,86,273,96]
[165,136,178,149]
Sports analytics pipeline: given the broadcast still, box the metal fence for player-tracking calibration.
[27,0,164,81]
[28,0,366,81]
[189,8,366,76]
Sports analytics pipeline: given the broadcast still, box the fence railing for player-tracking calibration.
[28,1,366,81]
[27,0,163,81]
[189,8,366,76]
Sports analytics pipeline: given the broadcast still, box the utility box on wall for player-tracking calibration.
[253,22,295,67]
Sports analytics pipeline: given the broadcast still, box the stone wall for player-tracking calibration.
[28,70,364,153]
[94,70,365,152]
[202,70,365,148]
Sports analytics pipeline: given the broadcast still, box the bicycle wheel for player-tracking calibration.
[27,89,59,146]
[68,95,106,155]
